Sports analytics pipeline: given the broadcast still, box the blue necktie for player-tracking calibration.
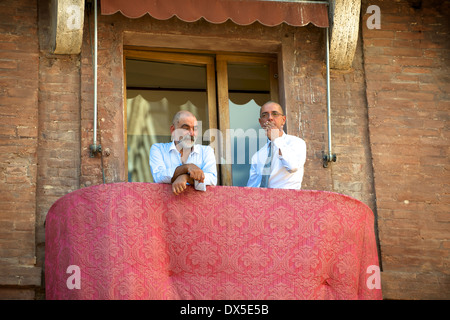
[260,142,273,188]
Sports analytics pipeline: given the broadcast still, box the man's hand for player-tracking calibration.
[263,121,282,141]
[186,164,205,183]
[172,174,189,195]
[263,121,283,156]
[171,163,205,184]
[171,164,205,195]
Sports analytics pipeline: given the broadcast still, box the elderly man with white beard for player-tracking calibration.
[150,110,217,195]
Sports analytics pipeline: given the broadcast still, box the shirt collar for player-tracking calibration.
[169,140,178,152]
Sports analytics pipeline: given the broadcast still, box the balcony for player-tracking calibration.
[45,182,382,299]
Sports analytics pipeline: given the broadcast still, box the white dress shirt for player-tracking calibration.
[150,142,217,191]
[247,132,306,189]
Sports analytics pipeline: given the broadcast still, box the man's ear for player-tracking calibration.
[170,125,176,141]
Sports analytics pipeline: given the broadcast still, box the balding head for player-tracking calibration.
[260,101,283,117]
[259,101,286,138]
[172,110,197,127]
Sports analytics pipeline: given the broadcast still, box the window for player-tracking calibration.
[125,50,278,186]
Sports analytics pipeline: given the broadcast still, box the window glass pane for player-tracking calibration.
[228,63,271,187]
[126,59,209,182]
[229,97,268,186]
[227,63,270,93]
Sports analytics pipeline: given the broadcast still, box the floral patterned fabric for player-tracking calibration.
[45,183,382,300]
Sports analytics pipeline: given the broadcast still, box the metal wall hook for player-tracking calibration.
[323,152,337,168]
[89,144,102,158]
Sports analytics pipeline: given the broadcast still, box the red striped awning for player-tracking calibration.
[100,0,329,27]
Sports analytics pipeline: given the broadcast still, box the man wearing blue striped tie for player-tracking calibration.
[247,101,306,190]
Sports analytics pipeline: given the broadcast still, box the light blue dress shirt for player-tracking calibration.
[247,133,306,190]
[150,142,217,190]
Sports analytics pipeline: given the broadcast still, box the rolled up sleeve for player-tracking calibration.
[149,144,173,184]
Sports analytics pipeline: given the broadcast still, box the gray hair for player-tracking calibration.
[172,110,196,126]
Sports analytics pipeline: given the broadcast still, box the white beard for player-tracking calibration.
[177,134,196,149]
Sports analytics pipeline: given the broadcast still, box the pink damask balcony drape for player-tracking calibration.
[45,183,382,299]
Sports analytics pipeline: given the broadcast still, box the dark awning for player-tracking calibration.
[100,0,329,27]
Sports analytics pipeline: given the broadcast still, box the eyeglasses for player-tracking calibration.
[260,111,284,119]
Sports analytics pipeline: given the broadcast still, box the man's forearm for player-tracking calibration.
[171,164,189,183]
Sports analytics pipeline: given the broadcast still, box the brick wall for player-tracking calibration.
[295,26,377,214]
[79,14,125,189]
[362,0,449,299]
[35,0,82,299]
[0,0,41,299]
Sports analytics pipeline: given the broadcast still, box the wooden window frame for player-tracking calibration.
[123,50,217,181]
[216,54,278,186]
[123,49,278,186]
